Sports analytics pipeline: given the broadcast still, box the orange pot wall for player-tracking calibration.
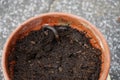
[2,13,110,80]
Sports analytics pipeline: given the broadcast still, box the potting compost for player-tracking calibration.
[8,25,101,80]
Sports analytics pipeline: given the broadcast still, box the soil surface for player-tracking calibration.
[8,25,101,80]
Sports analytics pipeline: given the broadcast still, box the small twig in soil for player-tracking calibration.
[42,24,59,41]
[69,50,82,58]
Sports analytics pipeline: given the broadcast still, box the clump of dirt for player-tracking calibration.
[8,25,101,80]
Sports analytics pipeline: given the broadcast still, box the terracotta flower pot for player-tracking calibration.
[2,12,110,80]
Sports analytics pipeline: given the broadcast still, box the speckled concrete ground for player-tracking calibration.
[0,0,120,80]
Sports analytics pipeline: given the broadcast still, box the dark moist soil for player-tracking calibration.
[8,25,102,80]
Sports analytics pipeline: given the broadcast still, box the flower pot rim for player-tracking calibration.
[2,12,110,80]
